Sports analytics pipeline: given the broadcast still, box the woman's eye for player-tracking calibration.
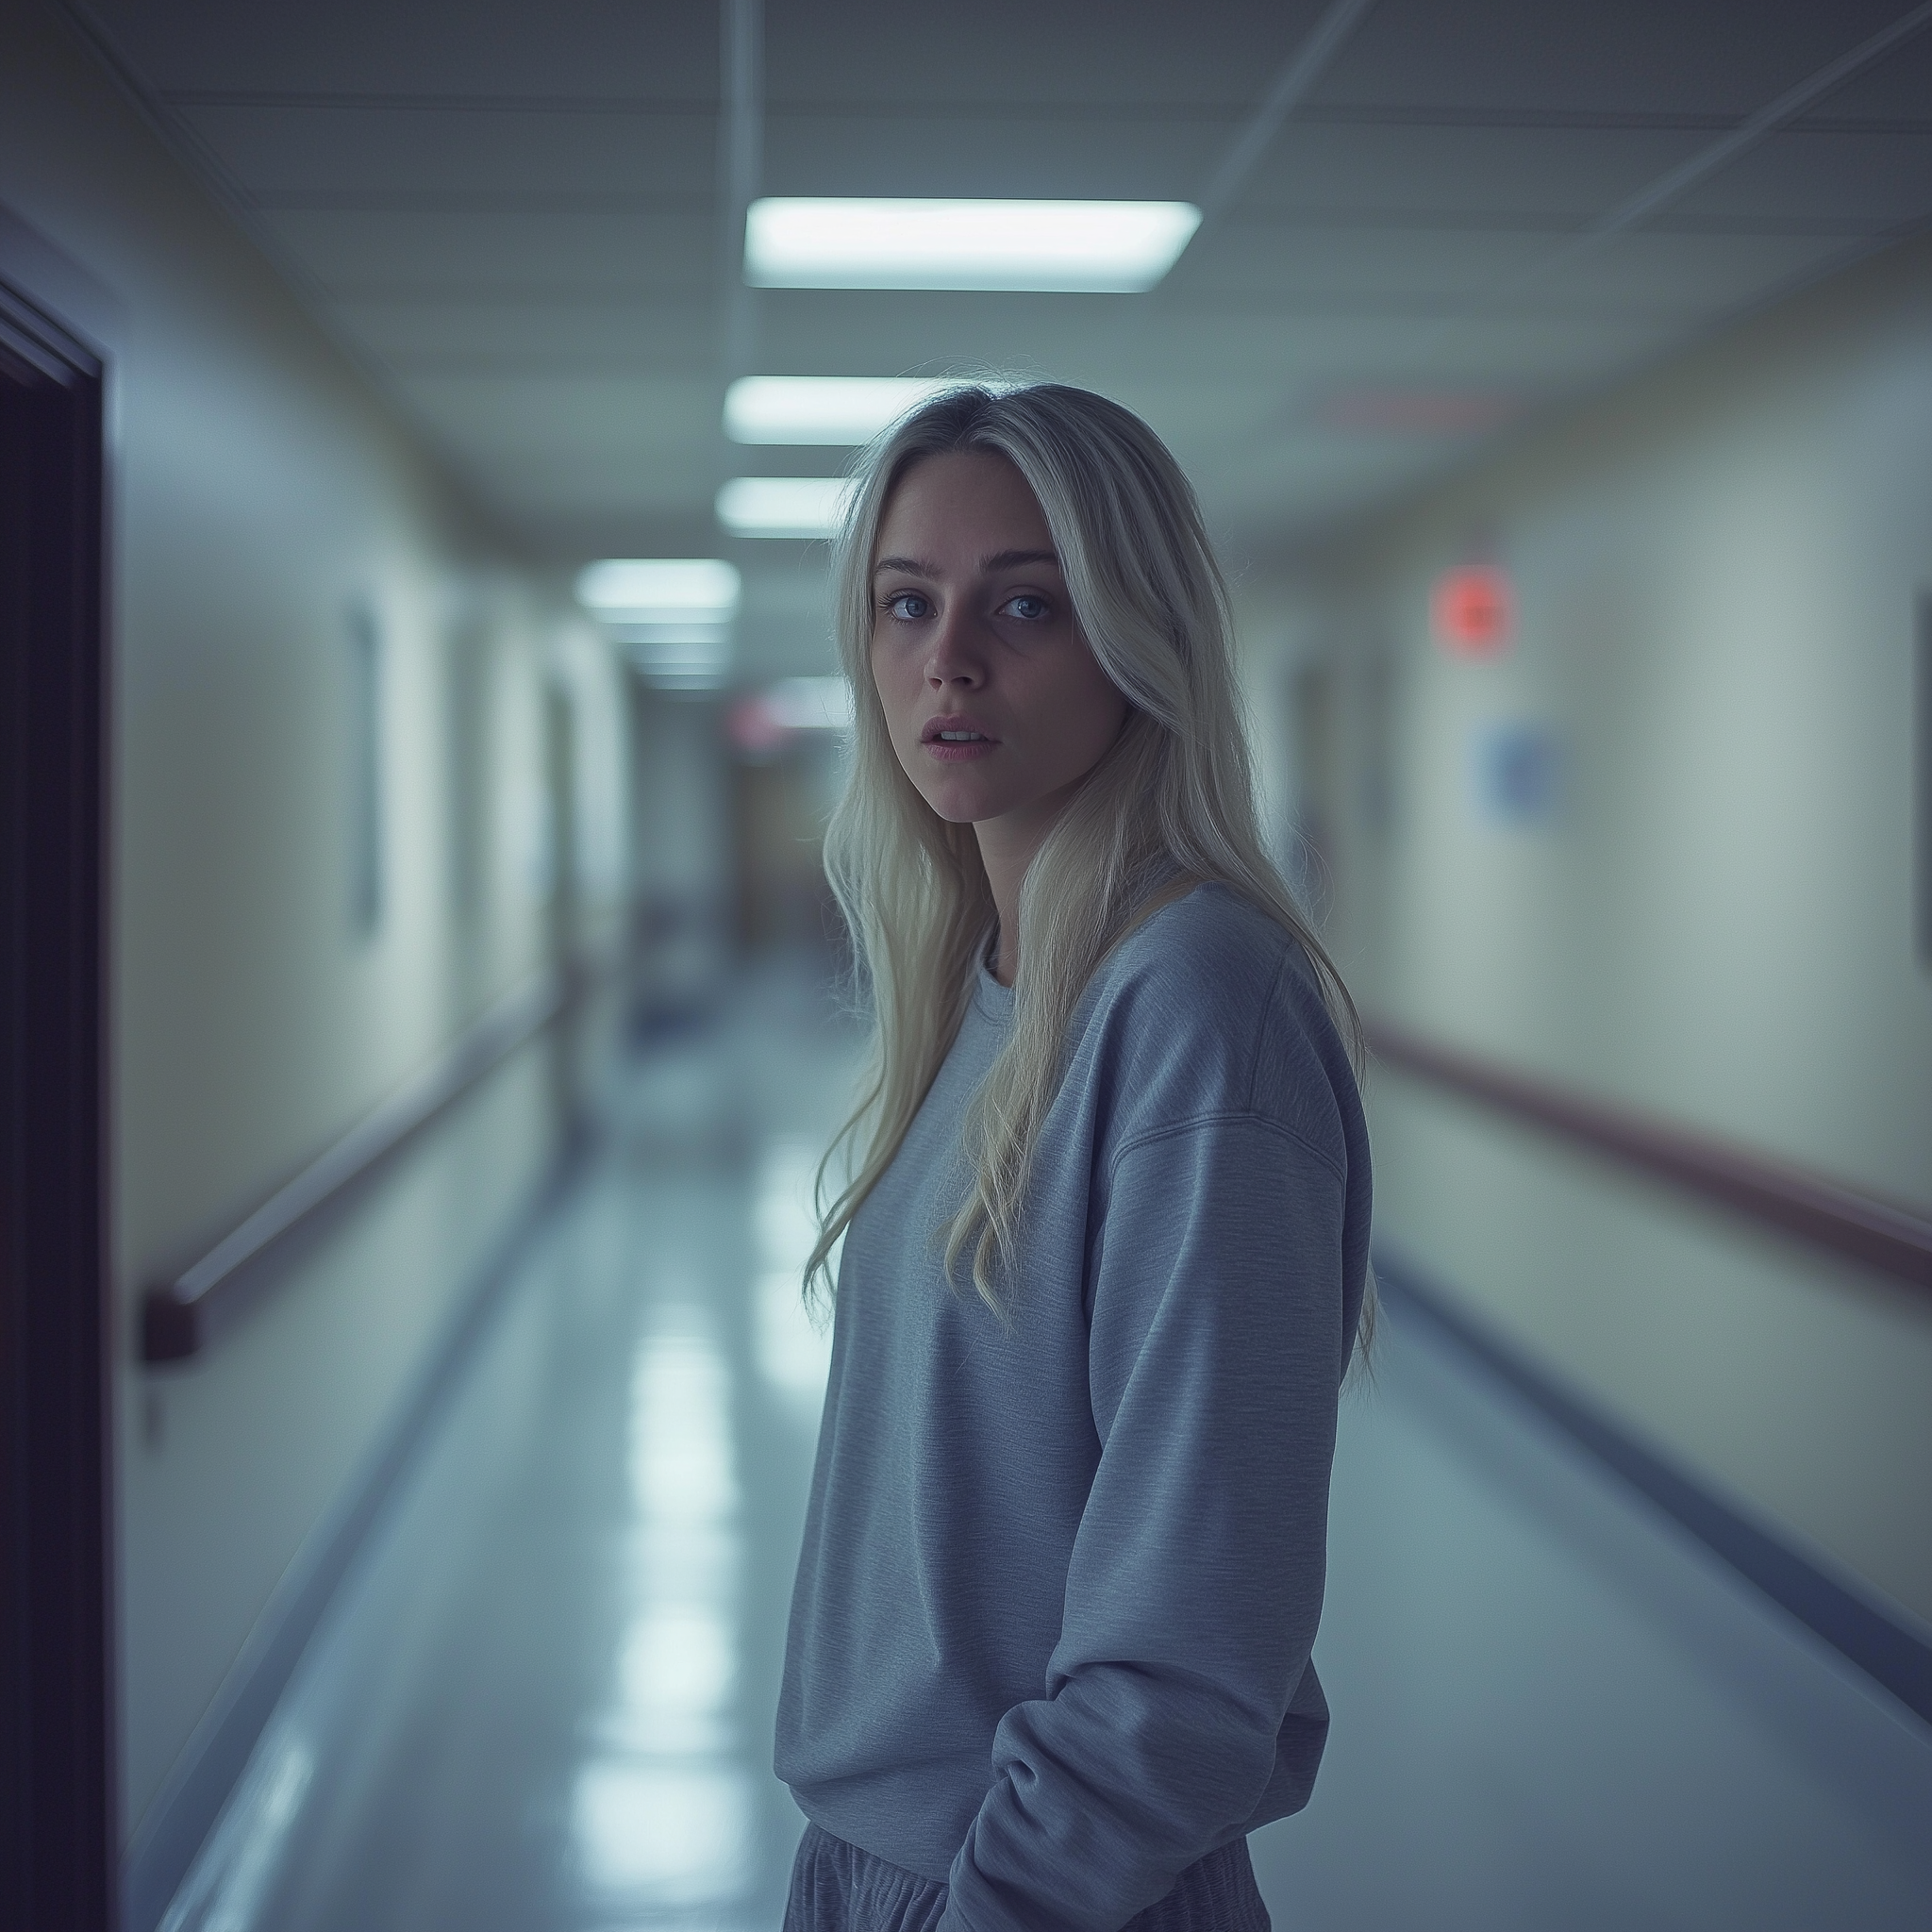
[883,591,932,621]
[998,593,1051,622]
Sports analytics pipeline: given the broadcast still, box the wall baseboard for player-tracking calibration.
[120,1134,596,1932]
[1374,1250,1932,1732]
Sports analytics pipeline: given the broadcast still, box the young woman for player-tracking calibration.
[775,385,1372,1932]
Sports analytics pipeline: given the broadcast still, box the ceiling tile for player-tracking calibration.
[1527,228,1867,316]
[747,288,1173,382]
[89,0,715,100]
[1666,126,1932,229]
[1793,28,1932,124]
[760,112,1221,202]
[393,372,718,458]
[332,291,718,373]
[1356,310,1683,386]
[472,464,710,514]
[1171,224,1554,302]
[256,207,715,293]
[763,0,1329,111]
[175,103,715,198]
[84,0,1932,560]
[1245,123,1713,222]
[1310,0,1914,120]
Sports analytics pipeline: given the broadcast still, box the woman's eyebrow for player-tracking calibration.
[871,548,1060,578]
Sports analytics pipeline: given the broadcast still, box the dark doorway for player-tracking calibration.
[0,277,113,1928]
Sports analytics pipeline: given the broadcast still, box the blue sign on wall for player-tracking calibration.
[1473,722,1564,827]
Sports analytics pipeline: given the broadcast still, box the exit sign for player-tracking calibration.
[1432,563,1514,658]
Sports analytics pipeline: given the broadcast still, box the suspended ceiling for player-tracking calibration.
[61,0,1932,674]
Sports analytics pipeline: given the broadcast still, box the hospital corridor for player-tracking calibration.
[2,3,1930,1929]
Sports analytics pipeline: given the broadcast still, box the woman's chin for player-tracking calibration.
[914,777,1005,826]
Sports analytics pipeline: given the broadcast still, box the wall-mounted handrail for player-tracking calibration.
[141,965,590,1363]
[1369,1020,1932,1297]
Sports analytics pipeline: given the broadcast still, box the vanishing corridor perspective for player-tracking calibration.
[1,1,1930,1928]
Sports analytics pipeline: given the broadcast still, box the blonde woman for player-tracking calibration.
[775,385,1372,1932]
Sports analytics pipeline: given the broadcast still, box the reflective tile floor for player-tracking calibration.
[1253,1303,1932,1929]
[162,970,859,1932]
[163,969,1932,1931]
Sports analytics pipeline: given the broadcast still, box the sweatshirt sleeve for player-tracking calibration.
[939,1108,1352,1932]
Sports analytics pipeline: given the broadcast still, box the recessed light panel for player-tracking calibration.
[743,198,1201,292]
[575,558,741,616]
[716,477,850,540]
[623,634,734,691]
[576,559,741,690]
[724,375,955,444]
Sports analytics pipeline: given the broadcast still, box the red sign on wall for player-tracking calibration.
[1431,563,1514,658]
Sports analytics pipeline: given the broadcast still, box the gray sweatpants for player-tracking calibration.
[784,1823,1273,1932]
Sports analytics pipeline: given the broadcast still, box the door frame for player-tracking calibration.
[0,268,115,1930]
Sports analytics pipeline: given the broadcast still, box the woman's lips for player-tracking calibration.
[921,717,999,761]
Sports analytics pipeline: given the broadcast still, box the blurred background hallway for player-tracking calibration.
[2,2,1931,1927]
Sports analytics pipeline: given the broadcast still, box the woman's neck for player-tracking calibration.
[979,851,1024,988]
[971,791,1072,986]
[974,811,1053,987]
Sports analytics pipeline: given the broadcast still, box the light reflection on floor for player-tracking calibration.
[160,966,858,1932]
[570,1314,752,1913]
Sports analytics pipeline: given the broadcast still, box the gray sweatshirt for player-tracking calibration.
[775,884,1372,1930]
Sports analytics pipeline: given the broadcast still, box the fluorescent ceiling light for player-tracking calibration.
[627,638,730,669]
[632,667,729,693]
[725,375,954,444]
[575,558,741,616]
[765,676,855,731]
[625,631,733,691]
[716,476,849,540]
[608,621,731,647]
[743,198,1202,292]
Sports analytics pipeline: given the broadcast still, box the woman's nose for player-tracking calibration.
[924,608,983,687]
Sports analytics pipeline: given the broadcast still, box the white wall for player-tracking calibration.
[1243,233,1932,1625]
[1,1,629,1836]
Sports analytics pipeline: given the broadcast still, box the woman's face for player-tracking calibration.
[869,451,1128,841]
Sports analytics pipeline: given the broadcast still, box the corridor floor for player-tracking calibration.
[160,974,1932,1931]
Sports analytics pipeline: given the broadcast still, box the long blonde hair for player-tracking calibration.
[807,383,1359,1316]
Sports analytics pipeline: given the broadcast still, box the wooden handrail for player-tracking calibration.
[1369,1020,1932,1296]
[140,964,590,1363]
